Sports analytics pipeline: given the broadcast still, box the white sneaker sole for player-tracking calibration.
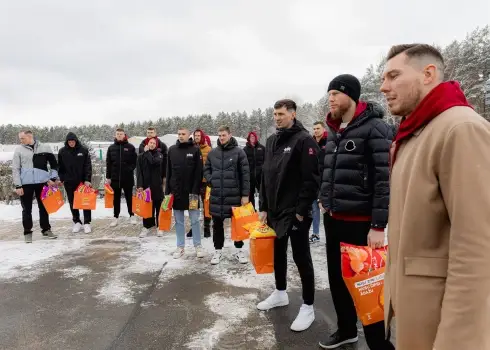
[290,316,315,332]
[257,299,289,311]
[319,337,359,349]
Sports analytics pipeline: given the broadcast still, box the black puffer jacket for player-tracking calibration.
[106,138,137,187]
[204,137,250,219]
[316,131,328,175]
[319,102,393,229]
[58,132,92,185]
[259,120,320,238]
[136,149,165,201]
[243,140,265,184]
[165,138,203,210]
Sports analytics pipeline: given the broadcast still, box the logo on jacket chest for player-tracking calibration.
[77,153,83,156]
[124,148,128,152]
[186,153,193,158]
[283,147,291,153]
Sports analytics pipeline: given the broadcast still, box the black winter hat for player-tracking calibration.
[327,74,361,103]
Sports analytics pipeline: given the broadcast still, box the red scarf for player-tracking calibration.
[390,81,472,167]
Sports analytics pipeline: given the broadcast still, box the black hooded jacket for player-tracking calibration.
[243,141,265,184]
[204,137,250,219]
[259,120,320,238]
[319,102,392,229]
[136,148,166,201]
[58,132,92,185]
[165,138,203,210]
[106,138,137,187]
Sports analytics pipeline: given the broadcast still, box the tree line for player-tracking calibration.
[1,26,488,145]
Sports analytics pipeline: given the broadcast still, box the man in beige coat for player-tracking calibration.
[381,43,490,350]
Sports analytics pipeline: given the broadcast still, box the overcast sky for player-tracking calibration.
[1,0,489,126]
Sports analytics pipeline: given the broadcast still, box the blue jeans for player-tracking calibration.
[174,210,201,247]
[311,200,320,235]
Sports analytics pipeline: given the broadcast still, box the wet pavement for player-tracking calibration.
[0,217,394,349]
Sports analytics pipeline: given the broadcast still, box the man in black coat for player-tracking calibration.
[204,126,250,265]
[318,74,394,350]
[138,126,168,158]
[165,127,204,259]
[105,128,138,227]
[58,132,93,234]
[243,131,265,209]
[136,137,166,238]
[309,121,327,244]
[257,99,320,333]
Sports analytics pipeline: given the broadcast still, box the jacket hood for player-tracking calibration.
[113,134,129,144]
[65,132,80,147]
[193,129,207,146]
[276,119,308,136]
[217,136,238,150]
[204,135,212,147]
[144,135,160,145]
[326,101,384,132]
[176,138,195,148]
[247,131,259,146]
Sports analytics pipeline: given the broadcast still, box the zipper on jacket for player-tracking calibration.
[253,147,256,179]
[329,133,341,211]
[220,148,224,217]
[119,144,122,185]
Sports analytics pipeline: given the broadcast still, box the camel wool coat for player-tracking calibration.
[385,106,490,350]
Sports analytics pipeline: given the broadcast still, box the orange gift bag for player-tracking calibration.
[41,186,64,214]
[341,243,387,326]
[204,186,211,219]
[104,184,114,209]
[158,209,172,231]
[231,203,259,241]
[132,189,152,219]
[245,222,276,274]
[73,184,97,210]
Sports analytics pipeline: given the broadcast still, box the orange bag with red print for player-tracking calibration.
[341,243,387,326]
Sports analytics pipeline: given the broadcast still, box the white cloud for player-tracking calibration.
[0,0,488,126]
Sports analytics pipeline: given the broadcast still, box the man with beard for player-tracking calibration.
[166,128,204,258]
[186,128,212,238]
[106,128,138,227]
[204,126,250,265]
[243,131,265,209]
[58,132,93,234]
[309,121,327,244]
[318,74,394,350]
[381,44,490,350]
[257,99,320,332]
[136,137,166,237]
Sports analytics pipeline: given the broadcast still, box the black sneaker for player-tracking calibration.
[43,230,58,239]
[319,331,358,349]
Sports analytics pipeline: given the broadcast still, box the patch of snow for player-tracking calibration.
[0,240,88,282]
[60,266,91,279]
[95,278,136,305]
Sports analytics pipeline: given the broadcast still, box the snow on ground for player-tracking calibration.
[0,239,88,282]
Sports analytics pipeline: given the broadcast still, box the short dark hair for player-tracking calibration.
[116,128,124,132]
[218,126,231,133]
[20,130,33,135]
[313,121,325,127]
[274,99,297,111]
[147,127,156,131]
[387,44,445,69]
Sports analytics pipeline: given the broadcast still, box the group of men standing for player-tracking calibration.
[11,42,490,350]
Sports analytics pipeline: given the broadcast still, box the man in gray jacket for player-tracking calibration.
[12,130,59,243]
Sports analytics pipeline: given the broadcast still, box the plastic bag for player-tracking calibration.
[231,203,258,241]
[189,194,199,210]
[248,223,276,274]
[161,194,174,211]
[243,222,276,238]
[41,186,64,214]
[105,184,114,208]
[232,202,255,218]
[341,243,387,326]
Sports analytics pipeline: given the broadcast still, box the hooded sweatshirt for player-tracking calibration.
[243,131,265,183]
[58,132,92,185]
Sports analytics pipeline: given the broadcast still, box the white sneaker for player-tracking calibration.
[290,304,315,332]
[83,224,92,234]
[173,247,185,259]
[110,218,119,227]
[235,249,247,264]
[130,216,138,225]
[196,246,205,258]
[139,228,149,238]
[210,250,222,265]
[72,222,82,233]
[157,230,164,237]
[257,290,289,311]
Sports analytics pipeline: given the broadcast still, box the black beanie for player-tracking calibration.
[327,74,361,103]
